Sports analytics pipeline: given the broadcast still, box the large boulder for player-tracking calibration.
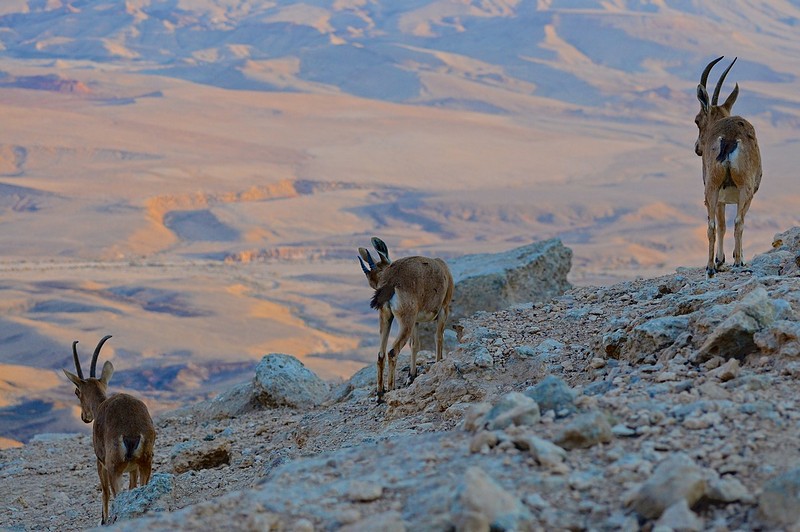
[418,239,572,350]
[448,238,572,323]
[253,354,330,409]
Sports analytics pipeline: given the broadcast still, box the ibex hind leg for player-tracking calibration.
[705,189,720,277]
[405,323,420,386]
[733,189,754,268]
[387,318,414,392]
[715,202,727,268]
[98,459,111,525]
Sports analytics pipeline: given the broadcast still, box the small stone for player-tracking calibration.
[654,500,703,532]
[347,480,384,502]
[451,467,531,531]
[554,410,613,450]
[338,511,406,532]
[482,392,541,431]
[709,358,740,382]
[629,453,706,519]
[525,375,576,417]
[682,412,721,430]
[463,402,492,433]
[470,431,499,453]
[611,424,637,437]
[590,357,607,369]
[758,467,800,528]
[473,346,494,368]
[655,371,678,382]
[510,433,568,470]
[705,475,753,504]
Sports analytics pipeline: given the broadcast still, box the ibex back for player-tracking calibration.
[63,335,156,525]
[694,56,762,277]
[359,237,454,402]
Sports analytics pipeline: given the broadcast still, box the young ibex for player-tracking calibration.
[694,56,762,277]
[358,237,454,402]
[63,335,156,525]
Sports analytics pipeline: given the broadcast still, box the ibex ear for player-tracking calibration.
[371,237,391,265]
[99,361,114,385]
[63,369,82,387]
[721,83,739,113]
[697,84,710,112]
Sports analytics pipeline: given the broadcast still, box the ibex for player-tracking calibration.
[63,335,156,525]
[358,237,454,402]
[694,56,762,277]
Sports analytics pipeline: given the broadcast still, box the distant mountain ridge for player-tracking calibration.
[1,1,798,119]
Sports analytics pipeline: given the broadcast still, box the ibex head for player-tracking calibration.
[63,335,113,423]
[695,56,739,156]
[358,237,392,289]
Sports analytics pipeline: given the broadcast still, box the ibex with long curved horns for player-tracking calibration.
[358,237,454,402]
[63,335,156,525]
[694,56,762,277]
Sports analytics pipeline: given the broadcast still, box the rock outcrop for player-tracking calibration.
[448,238,573,323]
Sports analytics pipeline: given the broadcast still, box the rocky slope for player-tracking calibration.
[1,228,799,531]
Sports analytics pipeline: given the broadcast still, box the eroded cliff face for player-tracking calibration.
[2,228,799,531]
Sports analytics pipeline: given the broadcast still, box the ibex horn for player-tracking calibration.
[72,341,84,380]
[712,57,737,106]
[359,256,370,274]
[89,335,113,378]
[700,56,724,90]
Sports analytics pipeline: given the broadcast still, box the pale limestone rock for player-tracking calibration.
[705,475,753,504]
[694,287,779,363]
[554,410,613,450]
[346,480,383,502]
[510,433,568,470]
[253,353,329,408]
[754,320,800,358]
[758,467,800,528]
[708,358,740,381]
[338,511,406,532]
[170,440,231,474]
[108,473,174,524]
[482,392,540,431]
[451,467,531,532]
[630,454,706,520]
[654,500,703,532]
[463,403,493,433]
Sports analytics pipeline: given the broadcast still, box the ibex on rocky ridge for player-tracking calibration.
[694,56,762,277]
[63,335,156,525]
[358,237,454,402]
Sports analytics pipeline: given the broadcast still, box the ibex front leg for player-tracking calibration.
[705,188,720,277]
[715,202,726,268]
[408,323,420,384]
[386,312,414,393]
[376,308,393,402]
[435,306,449,362]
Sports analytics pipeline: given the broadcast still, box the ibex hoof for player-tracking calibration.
[706,266,716,278]
[376,390,385,404]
